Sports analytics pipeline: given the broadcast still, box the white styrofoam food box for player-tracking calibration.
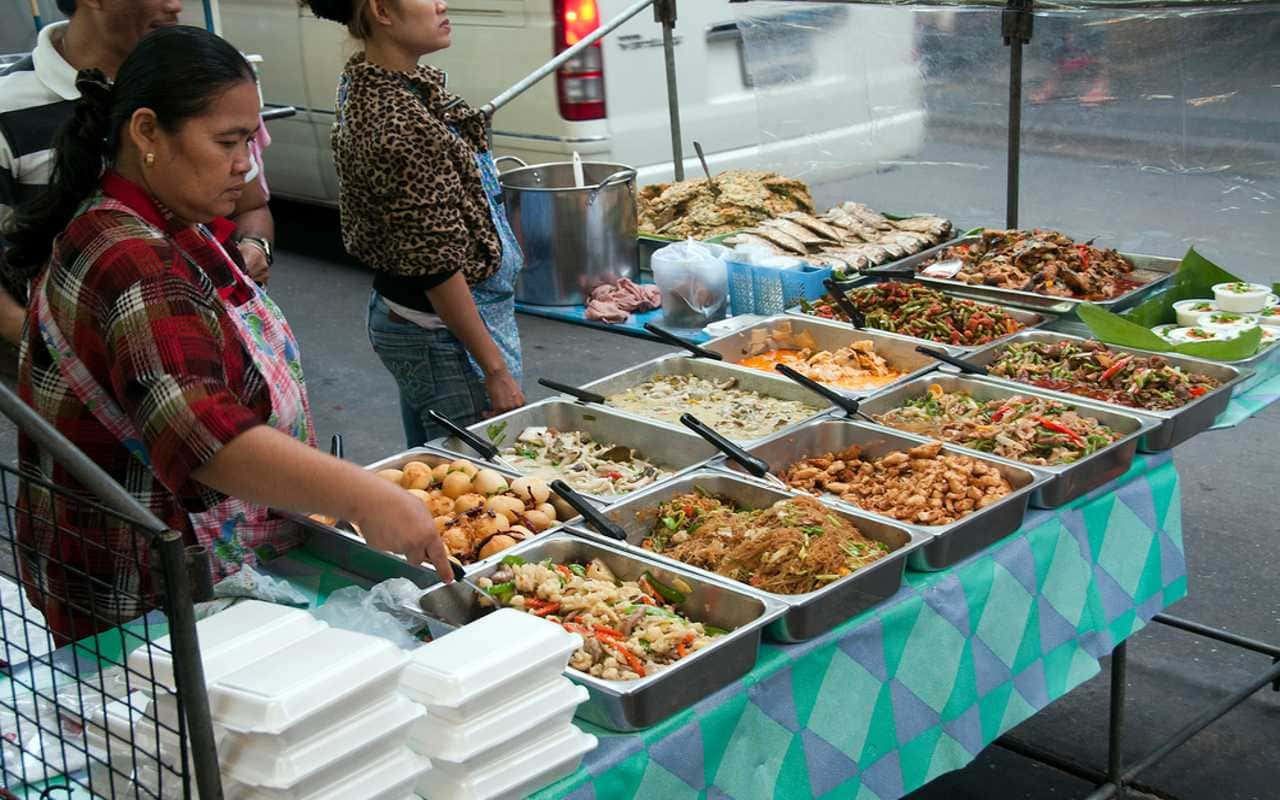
[127,601,326,690]
[401,609,580,724]
[233,746,430,800]
[418,725,596,800]
[222,693,425,789]
[208,627,409,735]
[409,676,587,769]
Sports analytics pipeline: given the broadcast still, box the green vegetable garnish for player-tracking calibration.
[487,581,516,603]
[641,570,687,604]
[500,554,526,566]
[485,420,509,445]
[568,563,587,577]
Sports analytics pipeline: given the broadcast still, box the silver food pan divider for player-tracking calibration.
[428,398,721,504]
[715,419,1048,569]
[871,235,1178,315]
[854,374,1161,508]
[698,315,957,398]
[576,353,834,444]
[413,531,787,732]
[962,330,1250,452]
[279,446,581,577]
[785,278,1057,354]
[579,470,926,642]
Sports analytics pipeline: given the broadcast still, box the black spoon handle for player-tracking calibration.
[679,413,772,479]
[822,279,865,328]
[537,377,606,405]
[549,480,628,541]
[773,364,865,418]
[427,409,500,460]
[915,345,988,376]
[643,323,724,360]
[876,267,918,280]
[329,433,344,460]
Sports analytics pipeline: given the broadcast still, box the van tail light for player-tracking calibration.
[554,0,606,121]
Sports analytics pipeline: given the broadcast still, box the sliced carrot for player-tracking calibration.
[594,625,627,640]
[611,642,646,678]
[677,632,695,659]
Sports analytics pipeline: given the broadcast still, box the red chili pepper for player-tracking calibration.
[1099,355,1132,382]
[990,404,1014,422]
[1189,386,1208,397]
[1038,417,1085,445]
[554,564,573,579]
[606,471,623,480]
[1076,244,1091,270]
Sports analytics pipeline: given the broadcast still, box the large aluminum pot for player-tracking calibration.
[499,157,638,306]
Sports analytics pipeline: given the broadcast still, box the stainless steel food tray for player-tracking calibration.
[963,330,1250,452]
[698,315,957,398]
[872,235,1178,315]
[576,353,833,445]
[716,418,1048,568]
[855,374,1161,508]
[578,470,926,642]
[277,446,580,576]
[428,398,721,504]
[785,277,1057,354]
[412,531,787,732]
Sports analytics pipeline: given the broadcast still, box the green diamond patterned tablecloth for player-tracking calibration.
[521,452,1186,800]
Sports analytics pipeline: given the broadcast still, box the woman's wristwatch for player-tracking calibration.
[239,235,274,266]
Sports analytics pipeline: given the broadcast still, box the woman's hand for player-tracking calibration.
[483,366,525,418]
[353,479,453,576]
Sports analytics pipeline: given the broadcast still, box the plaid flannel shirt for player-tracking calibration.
[17,172,269,641]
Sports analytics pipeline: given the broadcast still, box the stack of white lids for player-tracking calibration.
[401,609,597,800]
[104,601,429,799]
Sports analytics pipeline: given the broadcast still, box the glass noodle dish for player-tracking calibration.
[642,492,891,594]
[605,373,822,441]
[734,323,901,391]
[493,425,673,497]
[873,385,1122,466]
[477,555,720,681]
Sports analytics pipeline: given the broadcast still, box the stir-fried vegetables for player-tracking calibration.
[643,492,891,595]
[477,556,719,681]
[874,386,1123,466]
[987,339,1220,411]
[499,427,672,497]
[605,374,821,441]
[800,282,1025,346]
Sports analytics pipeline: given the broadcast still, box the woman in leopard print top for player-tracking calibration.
[304,0,526,446]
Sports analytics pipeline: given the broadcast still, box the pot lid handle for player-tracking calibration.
[493,155,528,172]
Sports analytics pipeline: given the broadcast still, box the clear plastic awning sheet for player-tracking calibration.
[731,1,1280,278]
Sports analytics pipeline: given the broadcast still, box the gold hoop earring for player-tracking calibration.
[144,153,156,167]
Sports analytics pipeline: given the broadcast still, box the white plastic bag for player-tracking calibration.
[1,575,53,665]
[650,239,730,330]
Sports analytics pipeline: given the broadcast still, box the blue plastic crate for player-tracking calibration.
[728,260,832,316]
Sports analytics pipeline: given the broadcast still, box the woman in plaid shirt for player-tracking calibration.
[2,27,451,641]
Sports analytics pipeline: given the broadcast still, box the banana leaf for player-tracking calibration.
[1122,247,1244,328]
[1078,303,1265,361]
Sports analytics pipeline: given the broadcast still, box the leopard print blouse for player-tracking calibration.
[332,54,501,284]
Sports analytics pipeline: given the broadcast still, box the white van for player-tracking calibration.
[194,0,925,205]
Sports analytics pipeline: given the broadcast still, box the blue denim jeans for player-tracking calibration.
[366,291,488,448]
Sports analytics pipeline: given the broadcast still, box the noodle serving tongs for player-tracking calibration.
[773,364,879,425]
[822,279,866,329]
[537,377,606,405]
[914,345,989,376]
[427,409,523,473]
[643,323,724,361]
[548,480,629,541]
[679,413,791,492]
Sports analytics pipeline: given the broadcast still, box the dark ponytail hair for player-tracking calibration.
[2,26,255,281]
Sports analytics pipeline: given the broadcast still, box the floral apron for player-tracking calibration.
[31,197,315,578]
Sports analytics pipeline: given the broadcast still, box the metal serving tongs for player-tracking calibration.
[914,345,989,376]
[643,323,724,361]
[548,479,629,542]
[537,377,606,405]
[679,413,791,492]
[822,279,866,329]
[773,364,879,425]
[694,141,719,198]
[427,409,523,473]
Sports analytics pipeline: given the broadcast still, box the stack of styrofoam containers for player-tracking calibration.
[402,609,597,800]
[108,601,430,799]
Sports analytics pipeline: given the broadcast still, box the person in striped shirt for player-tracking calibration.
[0,0,277,348]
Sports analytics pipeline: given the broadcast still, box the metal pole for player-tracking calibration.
[1107,641,1127,796]
[1084,660,1280,800]
[155,531,224,800]
[1153,614,1280,660]
[1002,0,1033,229]
[0,382,166,533]
[482,0,656,116]
[656,0,685,181]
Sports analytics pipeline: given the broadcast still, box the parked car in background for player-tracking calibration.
[185,0,925,206]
